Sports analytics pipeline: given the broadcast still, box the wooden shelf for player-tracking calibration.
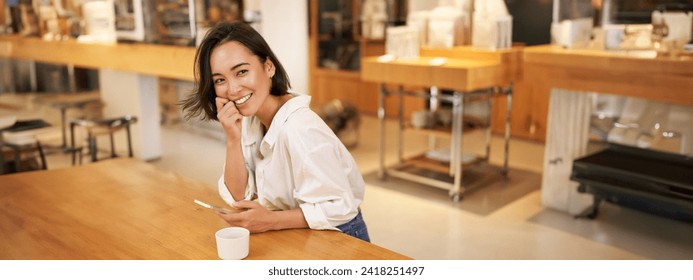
[404,153,484,174]
[361,38,385,44]
[0,35,196,81]
[405,124,455,138]
[317,34,333,41]
[404,120,487,136]
[404,154,452,174]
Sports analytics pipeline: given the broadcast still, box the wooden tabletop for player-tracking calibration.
[361,47,522,91]
[0,158,410,260]
[361,56,505,91]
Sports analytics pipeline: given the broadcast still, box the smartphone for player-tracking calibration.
[194,199,234,214]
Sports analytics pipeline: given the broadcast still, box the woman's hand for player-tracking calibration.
[216,200,278,233]
[215,97,242,141]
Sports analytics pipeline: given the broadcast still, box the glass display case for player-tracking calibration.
[142,0,197,46]
[190,0,244,46]
[200,0,244,26]
[316,0,360,71]
[604,0,693,24]
[115,0,145,41]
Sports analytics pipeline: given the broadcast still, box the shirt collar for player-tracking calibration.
[260,94,311,154]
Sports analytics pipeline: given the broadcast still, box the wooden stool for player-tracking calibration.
[69,115,138,165]
[0,140,47,174]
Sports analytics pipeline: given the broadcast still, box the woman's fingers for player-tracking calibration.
[215,97,242,136]
[215,97,229,113]
[215,201,272,232]
[216,209,251,228]
[216,98,241,121]
[216,97,238,116]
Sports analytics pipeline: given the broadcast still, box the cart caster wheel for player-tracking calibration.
[451,194,462,202]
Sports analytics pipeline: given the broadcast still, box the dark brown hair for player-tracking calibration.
[181,21,291,121]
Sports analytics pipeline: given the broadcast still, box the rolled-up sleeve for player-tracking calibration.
[217,163,257,206]
[282,129,362,230]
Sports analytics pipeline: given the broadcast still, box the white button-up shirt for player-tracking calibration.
[218,95,365,230]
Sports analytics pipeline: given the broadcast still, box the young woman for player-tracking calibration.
[181,21,370,242]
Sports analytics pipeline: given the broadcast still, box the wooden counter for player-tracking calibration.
[516,45,693,141]
[0,35,196,81]
[523,45,693,105]
[0,158,409,260]
[524,45,693,215]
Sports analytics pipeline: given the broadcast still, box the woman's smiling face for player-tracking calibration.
[210,40,275,116]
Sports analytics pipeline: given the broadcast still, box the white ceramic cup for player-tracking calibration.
[215,227,250,260]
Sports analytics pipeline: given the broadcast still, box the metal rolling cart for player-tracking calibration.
[361,50,518,201]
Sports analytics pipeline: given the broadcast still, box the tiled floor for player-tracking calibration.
[4,93,693,259]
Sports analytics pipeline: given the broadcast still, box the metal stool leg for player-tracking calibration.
[88,133,98,162]
[13,147,21,172]
[70,122,78,165]
[36,141,47,170]
[125,124,133,157]
[0,147,5,174]
[109,132,116,158]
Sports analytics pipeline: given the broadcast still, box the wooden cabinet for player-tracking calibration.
[0,2,5,27]
[309,0,364,108]
[508,68,550,142]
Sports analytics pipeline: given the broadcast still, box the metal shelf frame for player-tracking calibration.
[377,83,513,201]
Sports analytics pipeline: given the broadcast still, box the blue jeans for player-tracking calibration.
[337,211,371,242]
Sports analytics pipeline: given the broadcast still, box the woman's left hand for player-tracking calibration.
[216,200,277,233]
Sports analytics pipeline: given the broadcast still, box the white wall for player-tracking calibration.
[259,0,309,96]
[99,70,161,161]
